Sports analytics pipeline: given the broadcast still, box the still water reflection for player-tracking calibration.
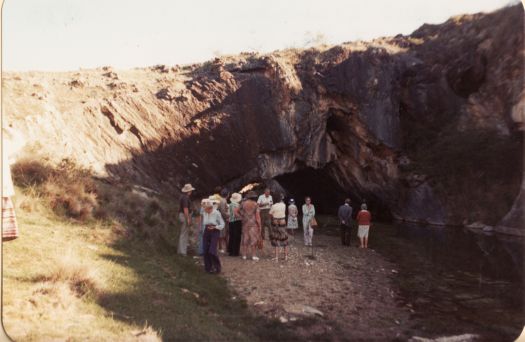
[374,223,524,340]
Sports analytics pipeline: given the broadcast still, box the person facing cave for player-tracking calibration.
[357,203,372,249]
[338,198,353,247]
[269,194,289,261]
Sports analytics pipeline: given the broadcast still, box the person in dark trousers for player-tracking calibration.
[338,198,353,246]
[201,199,225,273]
[227,192,243,256]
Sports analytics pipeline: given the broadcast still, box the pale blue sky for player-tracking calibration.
[2,0,518,71]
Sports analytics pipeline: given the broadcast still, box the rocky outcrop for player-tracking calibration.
[3,5,524,233]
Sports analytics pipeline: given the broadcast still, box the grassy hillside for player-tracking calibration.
[3,159,295,341]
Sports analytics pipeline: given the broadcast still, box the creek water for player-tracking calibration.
[319,218,525,341]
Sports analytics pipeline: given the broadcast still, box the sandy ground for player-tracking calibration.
[217,232,413,341]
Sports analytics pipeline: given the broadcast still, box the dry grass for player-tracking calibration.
[33,248,103,298]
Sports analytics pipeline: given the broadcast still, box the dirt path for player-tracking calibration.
[219,232,414,340]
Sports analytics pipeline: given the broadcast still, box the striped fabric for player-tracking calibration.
[2,197,19,241]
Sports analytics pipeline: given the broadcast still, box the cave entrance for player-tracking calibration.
[274,166,348,215]
[273,166,393,221]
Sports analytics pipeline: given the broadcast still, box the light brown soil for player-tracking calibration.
[219,232,413,340]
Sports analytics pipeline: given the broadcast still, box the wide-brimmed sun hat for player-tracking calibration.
[208,195,220,204]
[230,192,242,203]
[181,183,195,193]
[202,199,214,208]
[245,190,258,200]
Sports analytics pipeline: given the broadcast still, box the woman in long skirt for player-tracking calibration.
[239,191,261,261]
[269,194,288,261]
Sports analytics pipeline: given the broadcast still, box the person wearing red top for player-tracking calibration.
[356,203,372,248]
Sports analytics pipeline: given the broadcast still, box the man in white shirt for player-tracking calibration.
[257,188,273,240]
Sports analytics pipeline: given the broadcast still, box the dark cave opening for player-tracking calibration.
[274,167,347,215]
[273,166,394,221]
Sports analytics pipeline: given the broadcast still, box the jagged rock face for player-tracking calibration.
[3,5,524,231]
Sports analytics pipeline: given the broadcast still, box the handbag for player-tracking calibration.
[310,217,318,228]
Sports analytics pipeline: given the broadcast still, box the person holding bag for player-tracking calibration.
[302,196,316,246]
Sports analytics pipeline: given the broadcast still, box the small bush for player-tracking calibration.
[11,159,54,187]
[11,158,178,246]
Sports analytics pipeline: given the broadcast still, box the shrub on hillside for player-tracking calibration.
[11,158,178,247]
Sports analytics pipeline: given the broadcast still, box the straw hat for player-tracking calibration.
[208,195,220,205]
[245,191,258,200]
[181,183,195,193]
[230,192,242,203]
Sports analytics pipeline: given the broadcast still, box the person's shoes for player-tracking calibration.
[242,256,247,260]
[271,257,279,262]
[219,249,225,254]
[252,256,260,261]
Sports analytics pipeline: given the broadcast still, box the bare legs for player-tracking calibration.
[273,246,288,261]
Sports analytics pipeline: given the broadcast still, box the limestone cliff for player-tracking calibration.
[3,4,523,232]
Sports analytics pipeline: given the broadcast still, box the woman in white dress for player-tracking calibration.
[287,199,299,237]
[301,197,316,246]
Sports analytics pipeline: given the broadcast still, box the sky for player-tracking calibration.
[2,0,519,71]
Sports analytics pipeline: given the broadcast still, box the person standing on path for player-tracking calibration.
[201,199,225,273]
[269,194,289,261]
[217,188,230,254]
[338,198,353,246]
[196,198,208,256]
[287,199,299,237]
[257,188,273,242]
[357,203,372,248]
[240,191,262,261]
[178,183,195,256]
[302,197,316,246]
[227,192,243,256]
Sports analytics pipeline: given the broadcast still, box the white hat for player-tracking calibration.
[202,199,213,208]
[230,192,242,203]
[181,183,195,193]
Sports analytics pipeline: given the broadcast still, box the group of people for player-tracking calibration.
[177,183,372,274]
